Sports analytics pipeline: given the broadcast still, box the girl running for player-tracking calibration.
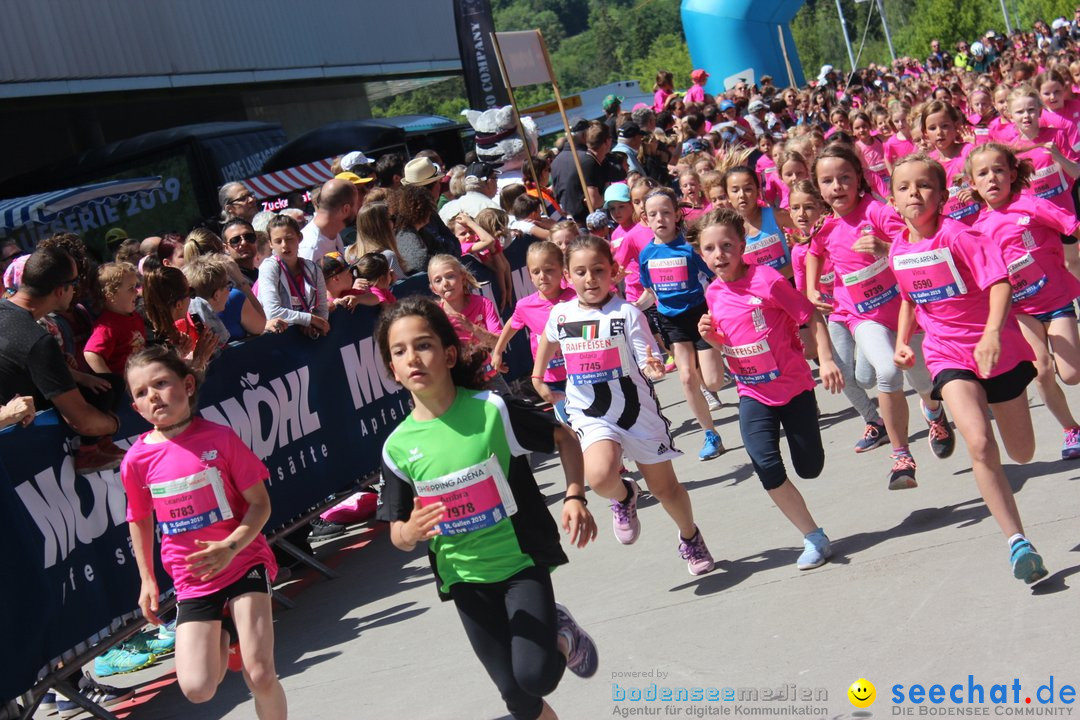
[806,144,955,483]
[852,110,889,186]
[122,346,287,718]
[724,166,795,279]
[889,154,1047,585]
[967,87,997,143]
[968,143,1080,459]
[921,100,980,224]
[777,150,812,211]
[883,101,916,175]
[696,208,845,570]
[377,296,600,720]
[677,169,708,224]
[532,236,716,575]
[788,180,887,451]
[637,188,727,460]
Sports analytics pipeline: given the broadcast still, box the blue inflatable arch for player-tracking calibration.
[681,0,807,92]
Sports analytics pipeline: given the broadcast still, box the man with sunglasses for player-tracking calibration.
[222,218,261,284]
[219,181,259,224]
[0,246,123,473]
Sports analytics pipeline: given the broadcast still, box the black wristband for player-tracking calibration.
[563,494,588,506]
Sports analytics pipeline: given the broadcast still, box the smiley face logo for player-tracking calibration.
[848,678,876,708]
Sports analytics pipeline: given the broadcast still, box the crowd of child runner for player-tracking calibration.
[15,19,1080,720]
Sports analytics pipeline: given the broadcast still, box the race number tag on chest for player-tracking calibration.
[892,248,967,304]
[1031,163,1067,199]
[414,455,517,536]
[744,234,789,270]
[1006,253,1047,301]
[648,256,689,291]
[722,339,780,384]
[563,335,631,385]
[151,466,233,535]
[841,255,899,313]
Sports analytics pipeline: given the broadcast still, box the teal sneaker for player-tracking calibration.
[796,528,833,570]
[1010,539,1048,585]
[699,430,724,461]
[157,619,176,641]
[124,630,175,656]
[93,647,156,677]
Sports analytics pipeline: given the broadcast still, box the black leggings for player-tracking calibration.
[77,372,122,443]
[449,564,565,720]
[738,389,825,490]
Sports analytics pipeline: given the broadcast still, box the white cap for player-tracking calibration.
[1052,17,1068,30]
[341,151,375,171]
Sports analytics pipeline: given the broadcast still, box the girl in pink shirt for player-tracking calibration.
[889,154,1046,585]
[968,143,1080,460]
[428,254,505,389]
[122,346,287,717]
[966,87,997,144]
[696,207,844,570]
[807,144,954,487]
[610,183,654,305]
[652,71,674,114]
[1035,69,1080,137]
[777,150,811,212]
[987,84,1016,143]
[1007,85,1080,222]
[921,100,980,224]
[882,101,917,175]
[853,110,889,186]
[677,168,708,224]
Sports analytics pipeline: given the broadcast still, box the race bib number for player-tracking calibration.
[547,351,566,370]
[722,339,780,385]
[744,233,789,270]
[648,256,689,291]
[563,336,630,385]
[892,248,968,304]
[1031,163,1067,199]
[414,456,517,536]
[841,255,900,313]
[1007,253,1048,302]
[819,271,836,304]
[868,162,887,173]
[151,467,233,535]
[944,184,980,220]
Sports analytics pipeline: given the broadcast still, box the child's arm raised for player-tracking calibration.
[457,213,498,252]
[186,481,271,582]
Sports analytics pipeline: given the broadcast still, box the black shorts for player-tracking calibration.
[655,302,711,351]
[1031,301,1076,324]
[175,564,272,625]
[931,361,1036,405]
[643,305,668,344]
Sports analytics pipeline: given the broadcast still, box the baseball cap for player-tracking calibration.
[105,227,128,246]
[617,122,644,139]
[691,69,710,82]
[602,94,623,111]
[603,183,631,208]
[1053,17,1068,30]
[748,99,768,113]
[465,161,497,181]
[718,100,736,111]
[586,210,611,231]
[335,171,374,186]
[570,117,590,134]
[340,151,375,171]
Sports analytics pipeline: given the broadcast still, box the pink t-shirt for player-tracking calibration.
[653,88,672,113]
[84,310,147,375]
[685,84,706,105]
[930,144,979,224]
[611,221,653,302]
[973,194,1080,315]
[446,293,502,346]
[858,137,888,180]
[762,171,786,208]
[1016,127,1079,215]
[510,287,576,382]
[681,206,707,224]
[889,218,1034,379]
[121,418,277,599]
[1040,105,1080,146]
[988,117,1016,143]
[460,235,504,262]
[883,134,916,167]
[791,240,835,306]
[756,155,777,178]
[809,195,906,331]
[704,263,817,406]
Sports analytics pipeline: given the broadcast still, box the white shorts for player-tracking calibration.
[570,412,683,465]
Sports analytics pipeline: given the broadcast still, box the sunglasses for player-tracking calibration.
[226,193,254,206]
[227,232,257,247]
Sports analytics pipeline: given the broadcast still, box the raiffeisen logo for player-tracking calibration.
[890,675,1078,716]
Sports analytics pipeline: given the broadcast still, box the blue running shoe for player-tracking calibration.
[1010,539,1048,585]
[699,430,724,461]
[555,603,599,678]
[124,630,175,657]
[93,647,156,677]
[854,420,888,453]
[797,528,833,570]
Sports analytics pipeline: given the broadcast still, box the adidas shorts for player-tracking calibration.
[571,414,682,465]
[175,564,272,625]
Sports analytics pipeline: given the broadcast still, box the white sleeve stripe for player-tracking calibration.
[475,390,529,457]
[380,430,409,482]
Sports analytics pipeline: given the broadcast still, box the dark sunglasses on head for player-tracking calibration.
[227,232,257,247]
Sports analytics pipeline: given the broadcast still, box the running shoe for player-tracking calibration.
[796,528,833,570]
[1062,427,1080,460]
[157,619,176,641]
[40,691,56,711]
[92,647,156,677]
[57,673,135,718]
[699,430,724,461]
[701,386,722,411]
[854,420,889,453]
[925,405,955,459]
[609,480,640,545]
[554,603,599,678]
[663,354,676,373]
[887,454,918,490]
[308,517,346,541]
[1010,539,1049,585]
[677,526,715,575]
[124,629,175,657]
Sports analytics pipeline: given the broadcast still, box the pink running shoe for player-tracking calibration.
[678,526,715,575]
[609,480,640,545]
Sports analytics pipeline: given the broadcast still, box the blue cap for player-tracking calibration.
[603,183,631,208]
[719,99,736,111]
